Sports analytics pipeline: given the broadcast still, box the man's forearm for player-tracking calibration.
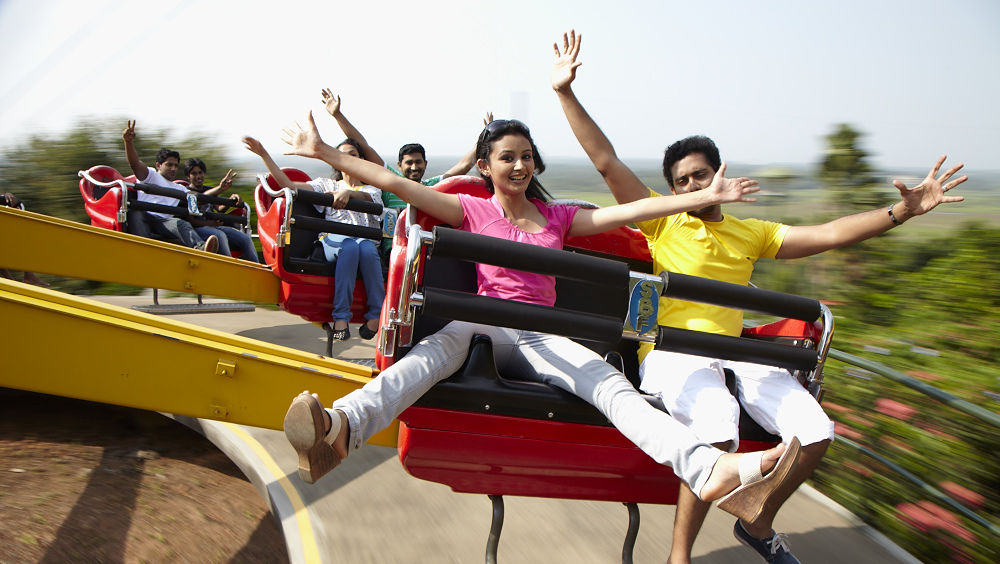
[124,140,148,180]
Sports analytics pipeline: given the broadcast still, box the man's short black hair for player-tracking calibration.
[662,136,721,188]
[155,148,181,164]
[184,158,206,176]
[398,143,426,163]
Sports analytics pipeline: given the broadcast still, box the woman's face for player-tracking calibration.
[337,143,360,159]
[478,133,534,195]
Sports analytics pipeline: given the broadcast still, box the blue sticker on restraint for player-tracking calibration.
[627,279,658,334]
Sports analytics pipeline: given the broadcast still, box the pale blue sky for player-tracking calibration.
[1,0,997,170]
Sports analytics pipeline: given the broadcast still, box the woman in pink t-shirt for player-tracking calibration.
[277,111,801,526]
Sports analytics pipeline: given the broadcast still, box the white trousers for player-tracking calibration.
[639,350,834,450]
[331,321,724,493]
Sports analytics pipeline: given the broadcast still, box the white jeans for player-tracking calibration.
[639,350,834,450]
[330,321,724,493]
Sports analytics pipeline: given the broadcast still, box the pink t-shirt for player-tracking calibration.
[458,194,578,307]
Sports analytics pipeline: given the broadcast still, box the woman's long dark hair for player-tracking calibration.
[475,120,552,202]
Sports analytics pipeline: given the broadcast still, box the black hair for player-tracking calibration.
[475,120,551,202]
[184,158,206,177]
[332,138,366,181]
[155,148,180,164]
[398,143,426,163]
[662,135,721,188]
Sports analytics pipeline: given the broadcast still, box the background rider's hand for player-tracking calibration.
[281,112,326,159]
[332,189,351,209]
[706,162,760,204]
[551,30,582,93]
[892,155,967,221]
[483,111,494,127]
[122,120,136,142]
[242,136,267,157]
[219,168,237,190]
[321,88,341,117]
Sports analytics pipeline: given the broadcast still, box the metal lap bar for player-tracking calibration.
[658,270,831,379]
[78,170,131,223]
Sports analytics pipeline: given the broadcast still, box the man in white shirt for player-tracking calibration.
[121,120,218,252]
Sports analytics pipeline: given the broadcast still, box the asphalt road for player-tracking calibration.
[93,294,920,564]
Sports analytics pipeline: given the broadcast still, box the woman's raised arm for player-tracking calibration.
[282,111,465,226]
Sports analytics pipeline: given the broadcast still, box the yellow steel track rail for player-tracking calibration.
[0,278,398,448]
[0,205,278,303]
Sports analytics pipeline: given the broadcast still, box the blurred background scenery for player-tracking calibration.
[1,0,997,561]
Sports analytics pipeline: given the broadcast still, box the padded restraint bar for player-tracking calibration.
[656,326,818,371]
[127,201,247,226]
[662,271,821,322]
[292,188,384,216]
[133,182,242,207]
[431,226,629,288]
[289,216,382,240]
[421,288,624,343]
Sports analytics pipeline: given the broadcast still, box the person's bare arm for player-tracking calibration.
[242,136,314,191]
[201,169,237,196]
[552,31,649,204]
[570,163,758,236]
[321,89,385,167]
[776,155,967,259]
[282,111,463,226]
[441,112,493,179]
[122,120,149,181]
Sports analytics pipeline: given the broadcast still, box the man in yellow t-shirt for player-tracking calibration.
[554,42,967,564]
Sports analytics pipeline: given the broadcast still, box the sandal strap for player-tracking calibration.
[738,451,765,485]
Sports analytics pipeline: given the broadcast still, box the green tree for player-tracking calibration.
[818,123,890,217]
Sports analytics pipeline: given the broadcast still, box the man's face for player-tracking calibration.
[398,152,427,182]
[156,156,180,181]
[187,166,205,187]
[669,152,719,220]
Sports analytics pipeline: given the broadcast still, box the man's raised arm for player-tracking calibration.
[552,31,648,205]
[441,112,494,179]
[776,155,967,259]
[122,120,149,181]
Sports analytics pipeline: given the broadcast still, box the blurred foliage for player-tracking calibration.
[0,118,257,293]
[751,124,1000,562]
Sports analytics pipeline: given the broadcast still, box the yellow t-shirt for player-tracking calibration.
[635,188,788,361]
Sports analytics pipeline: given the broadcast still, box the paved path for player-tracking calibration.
[94,294,919,564]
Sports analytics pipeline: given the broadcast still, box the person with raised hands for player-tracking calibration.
[243,135,384,341]
[551,29,966,564]
[276,106,811,533]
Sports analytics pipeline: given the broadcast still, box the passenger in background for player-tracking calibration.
[183,158,259,262]
[243,136,384,341]
[120,121,218,253]
[319,89,488,265]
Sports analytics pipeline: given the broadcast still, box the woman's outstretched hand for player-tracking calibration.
[707,162,760,204]
[551,30,582,93]
[281,111,326,159]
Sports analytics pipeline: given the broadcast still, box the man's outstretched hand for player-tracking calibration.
[893,155,967,221]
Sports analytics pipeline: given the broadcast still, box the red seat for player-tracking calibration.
[253,168,372,325]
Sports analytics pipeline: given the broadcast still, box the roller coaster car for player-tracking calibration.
[253,169,387,326]
[377,176,834,507]
[78,165,252,258]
